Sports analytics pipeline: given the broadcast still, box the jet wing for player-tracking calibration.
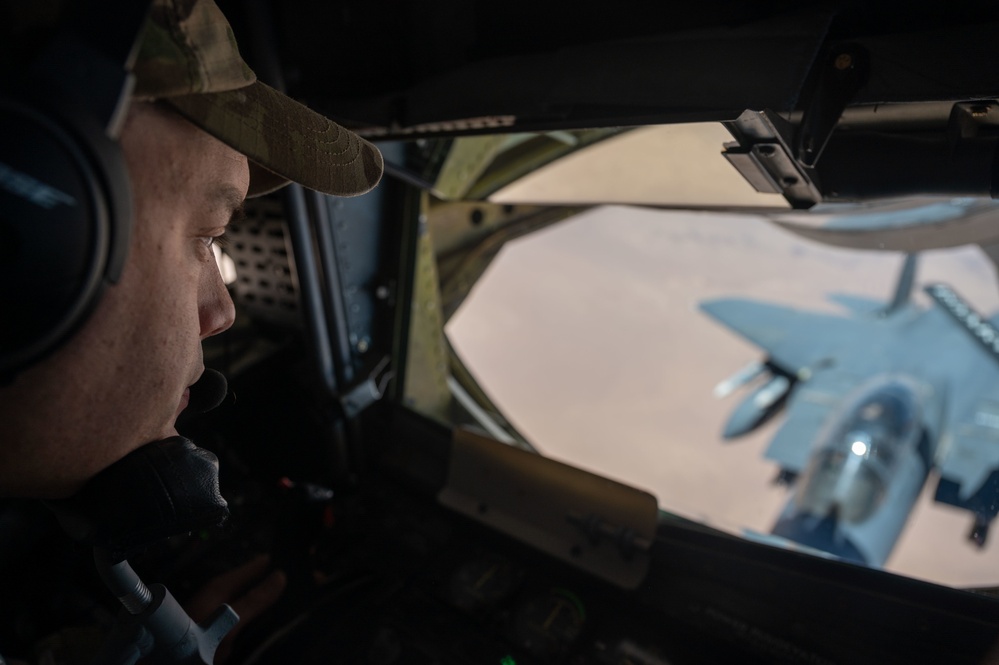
[936,392,999,510]
[762,370,867,473]
[825,293,885,317]
[698,298,861,375]
[926,294,999,517]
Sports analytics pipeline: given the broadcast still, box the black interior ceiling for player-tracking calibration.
[225,0,999,137]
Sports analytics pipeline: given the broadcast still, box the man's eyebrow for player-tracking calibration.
[229,204,247,226]
[210,185,247,226]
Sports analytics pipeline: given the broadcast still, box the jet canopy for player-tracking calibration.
[793,377,924,524]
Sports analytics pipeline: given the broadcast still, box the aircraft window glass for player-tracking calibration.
[487,124,791,209]
[434,135,999,587]
[793,449,886,525]
[815,380,923,473]
[416,124,794,209]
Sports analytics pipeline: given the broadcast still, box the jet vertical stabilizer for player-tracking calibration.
[881,253,917,317]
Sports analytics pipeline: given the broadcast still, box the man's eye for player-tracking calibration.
[206,233,230,249]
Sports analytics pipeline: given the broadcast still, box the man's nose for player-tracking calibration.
[200,264,236,339]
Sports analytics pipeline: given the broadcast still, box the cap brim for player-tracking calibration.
[165,81,383,198]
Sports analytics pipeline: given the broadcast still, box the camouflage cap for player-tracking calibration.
[133,0,383,197]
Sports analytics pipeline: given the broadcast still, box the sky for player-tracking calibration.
[445,203,999,588]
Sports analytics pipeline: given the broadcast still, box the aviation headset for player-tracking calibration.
[0,1,151,380]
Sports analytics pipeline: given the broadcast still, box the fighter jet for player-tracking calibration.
[700,253,999,567]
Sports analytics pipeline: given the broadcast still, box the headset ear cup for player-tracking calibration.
[0,96,131,378]
[0,2,150,379]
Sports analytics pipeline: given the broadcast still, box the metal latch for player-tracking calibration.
[339,356,393,418]
[566,511,652,561]
[723,109,822,209]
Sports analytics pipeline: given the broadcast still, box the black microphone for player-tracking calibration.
[186,368,228,414]
[47,437,229,562]
[44,370,232,559]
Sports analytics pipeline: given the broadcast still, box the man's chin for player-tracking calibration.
[65,428,181,497]
[24,474,89,501]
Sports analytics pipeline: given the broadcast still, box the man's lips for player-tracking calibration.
[176,368,203,416]
[175,388,191,419]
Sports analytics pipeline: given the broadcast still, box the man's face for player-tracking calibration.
[0,103,246,498]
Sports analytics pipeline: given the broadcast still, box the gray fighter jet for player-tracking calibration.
[700,253,999,567]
